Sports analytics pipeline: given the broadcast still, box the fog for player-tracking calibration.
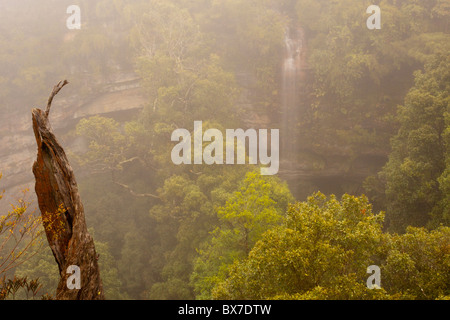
[0,0,449,301]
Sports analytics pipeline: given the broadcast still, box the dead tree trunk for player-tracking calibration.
[32,80,104,300]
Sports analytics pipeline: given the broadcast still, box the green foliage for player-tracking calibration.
[146,168,251,300]
[0,0,136,111]
[75,116,127,169]
[378,54,450,231]
[68,0,449,300]
[212,193,386,300]
[95,241,129,300]
[191,171,293,300]
[296,0,450,163]
[213,193,449,300]
[2,0,448,300]
[200,0,286,111]
[439,106,450,225]
[14,247,59,299]
[382,226,450,299]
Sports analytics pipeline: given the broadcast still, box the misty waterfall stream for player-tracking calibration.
[281,27,304,162]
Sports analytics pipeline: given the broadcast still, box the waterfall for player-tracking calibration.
[281,27,304,160]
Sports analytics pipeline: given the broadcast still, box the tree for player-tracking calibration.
[195,0,286,113]
[95,240,129,300]
[74,115,159,200]
[382,226,450,300]
[379,54,450,231]
[146,172,232,300]
[14,246,59,299]
[439,105,450,226]
[191,171,293,300]
[75,116,127,170]
[212,192,386,300]
[32,81,104,299]
[0,175,43,279]
[212,192,449,300]
[0,173,46,300]
[291,0,450,189]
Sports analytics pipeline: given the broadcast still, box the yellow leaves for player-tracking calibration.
[1,187,44,277]
[42,204,67,242]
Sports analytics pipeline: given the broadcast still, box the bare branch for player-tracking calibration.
[117,157,146,167]
[113,181,160,199]
[45,80,69,118]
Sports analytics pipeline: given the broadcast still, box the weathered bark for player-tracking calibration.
[32,81,104,300]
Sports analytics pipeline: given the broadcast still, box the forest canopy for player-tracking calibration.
[0,0,449,300]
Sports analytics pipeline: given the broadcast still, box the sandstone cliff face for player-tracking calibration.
[0,73,146,212]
